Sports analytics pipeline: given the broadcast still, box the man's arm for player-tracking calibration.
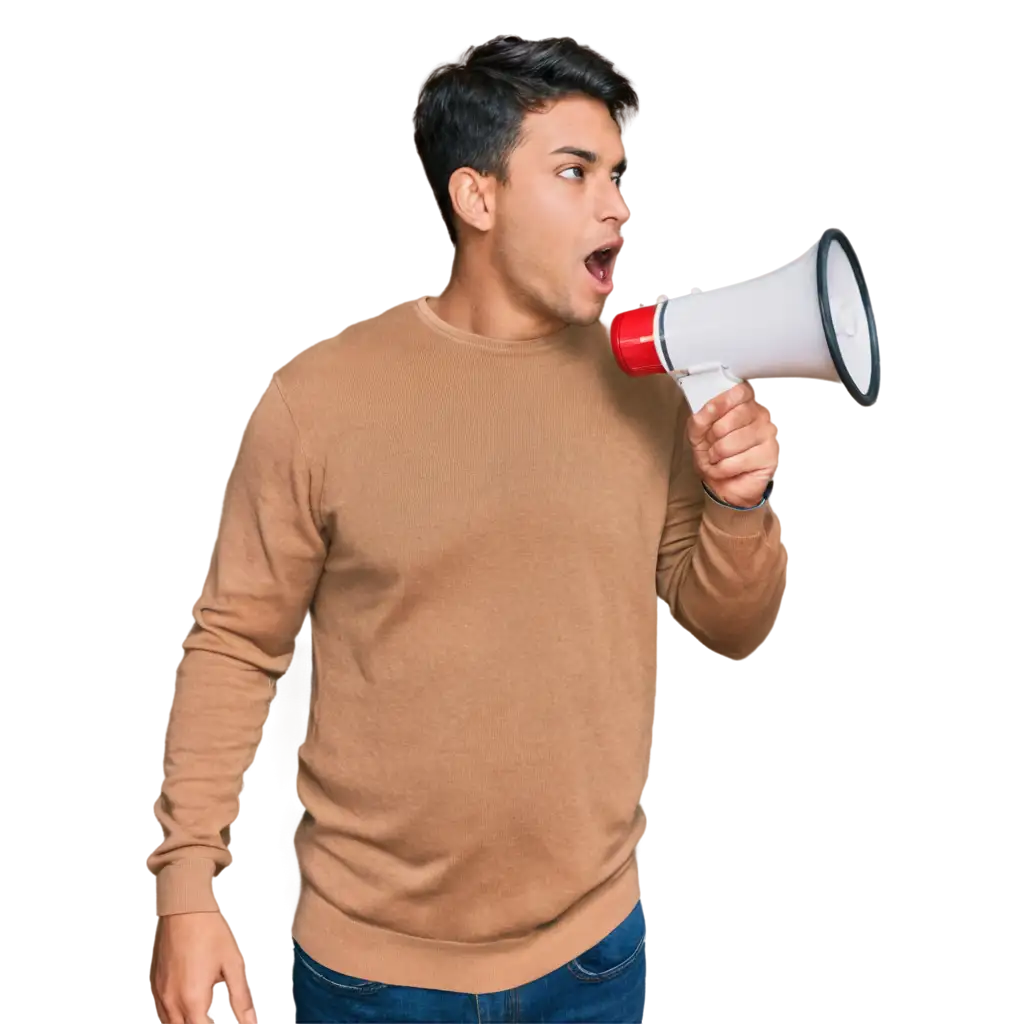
[655,391,787,660]
[146,373,328,915]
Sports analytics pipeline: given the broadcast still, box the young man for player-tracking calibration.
[148,34,786,1024]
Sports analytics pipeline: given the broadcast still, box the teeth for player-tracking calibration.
[584,247,615,280]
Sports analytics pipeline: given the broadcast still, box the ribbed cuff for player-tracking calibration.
[702,490,770,536]
[155,858,220,916]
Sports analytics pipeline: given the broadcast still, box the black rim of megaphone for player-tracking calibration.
[816,228,880,406]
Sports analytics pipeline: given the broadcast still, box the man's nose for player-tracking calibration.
[598,185,630,223]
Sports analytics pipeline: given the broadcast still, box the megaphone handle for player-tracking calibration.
[671,364,745,415]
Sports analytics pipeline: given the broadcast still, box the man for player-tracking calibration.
[148,33,786,1024]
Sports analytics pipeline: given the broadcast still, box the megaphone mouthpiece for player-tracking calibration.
[609,305,663,376]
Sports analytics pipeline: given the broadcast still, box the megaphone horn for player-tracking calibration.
[609,228,880,414]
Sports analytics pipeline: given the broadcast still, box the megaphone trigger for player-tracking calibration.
[671,364,746,416]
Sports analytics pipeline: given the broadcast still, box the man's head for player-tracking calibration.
[413,35,638,329]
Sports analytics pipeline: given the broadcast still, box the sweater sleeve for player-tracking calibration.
[146,375,328,915]
[655,391,788,660]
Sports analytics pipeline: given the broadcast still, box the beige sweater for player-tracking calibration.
[146,295,787,994]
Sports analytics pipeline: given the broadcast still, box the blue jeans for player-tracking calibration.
[293,898,646,1023]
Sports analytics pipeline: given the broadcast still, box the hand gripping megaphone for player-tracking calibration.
[610,224,1024,411]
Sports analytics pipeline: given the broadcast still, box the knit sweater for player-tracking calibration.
[146,294,787,994]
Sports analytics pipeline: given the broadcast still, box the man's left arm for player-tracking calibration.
[655,382,788,660]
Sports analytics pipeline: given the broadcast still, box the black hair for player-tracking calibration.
[413,35,639,247]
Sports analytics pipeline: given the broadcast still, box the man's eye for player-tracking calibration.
[559,166,585,180]
[558,166,624,188]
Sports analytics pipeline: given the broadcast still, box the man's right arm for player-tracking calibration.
[146,373,328,915]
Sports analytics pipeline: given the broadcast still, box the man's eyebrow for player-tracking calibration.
[552,145,598,162]
[550,146,627,175]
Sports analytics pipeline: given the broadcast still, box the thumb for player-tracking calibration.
[222,957,257,1024]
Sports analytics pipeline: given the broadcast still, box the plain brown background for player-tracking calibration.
[2,9,1024,1024]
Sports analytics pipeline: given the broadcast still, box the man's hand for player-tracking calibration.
[686,381,779,508]
[150,911,257,1024]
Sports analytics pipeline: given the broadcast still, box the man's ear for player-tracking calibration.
[448,167,496,235]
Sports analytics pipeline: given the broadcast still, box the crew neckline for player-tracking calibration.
[413,295,580,354]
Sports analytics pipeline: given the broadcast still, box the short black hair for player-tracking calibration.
[413,35,639,247]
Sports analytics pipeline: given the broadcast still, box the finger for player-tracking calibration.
[701,441,774,482]
[153,992,171,1024]
[686,382,754,443]
[223,957,258,1024]
[684,385,757,440]
[178,992,214,1024]
[703,401,759,444]
[708,421,776,465]
[156,999,187,1024]
[705,468,770,499]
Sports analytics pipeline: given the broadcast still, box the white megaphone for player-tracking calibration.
[609,228,880,413]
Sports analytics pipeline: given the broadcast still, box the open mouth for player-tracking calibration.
[584,246,617,282]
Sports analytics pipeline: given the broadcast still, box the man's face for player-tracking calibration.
[490,93,630,327]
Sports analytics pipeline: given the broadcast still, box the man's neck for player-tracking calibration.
[425,252,565,342]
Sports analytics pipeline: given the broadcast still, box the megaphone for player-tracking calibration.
[610,224,1024,411]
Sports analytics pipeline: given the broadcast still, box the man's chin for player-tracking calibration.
[535,285,606,330]
[570,295,607,327]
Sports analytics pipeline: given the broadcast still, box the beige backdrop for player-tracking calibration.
[2,9,1024,1024]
